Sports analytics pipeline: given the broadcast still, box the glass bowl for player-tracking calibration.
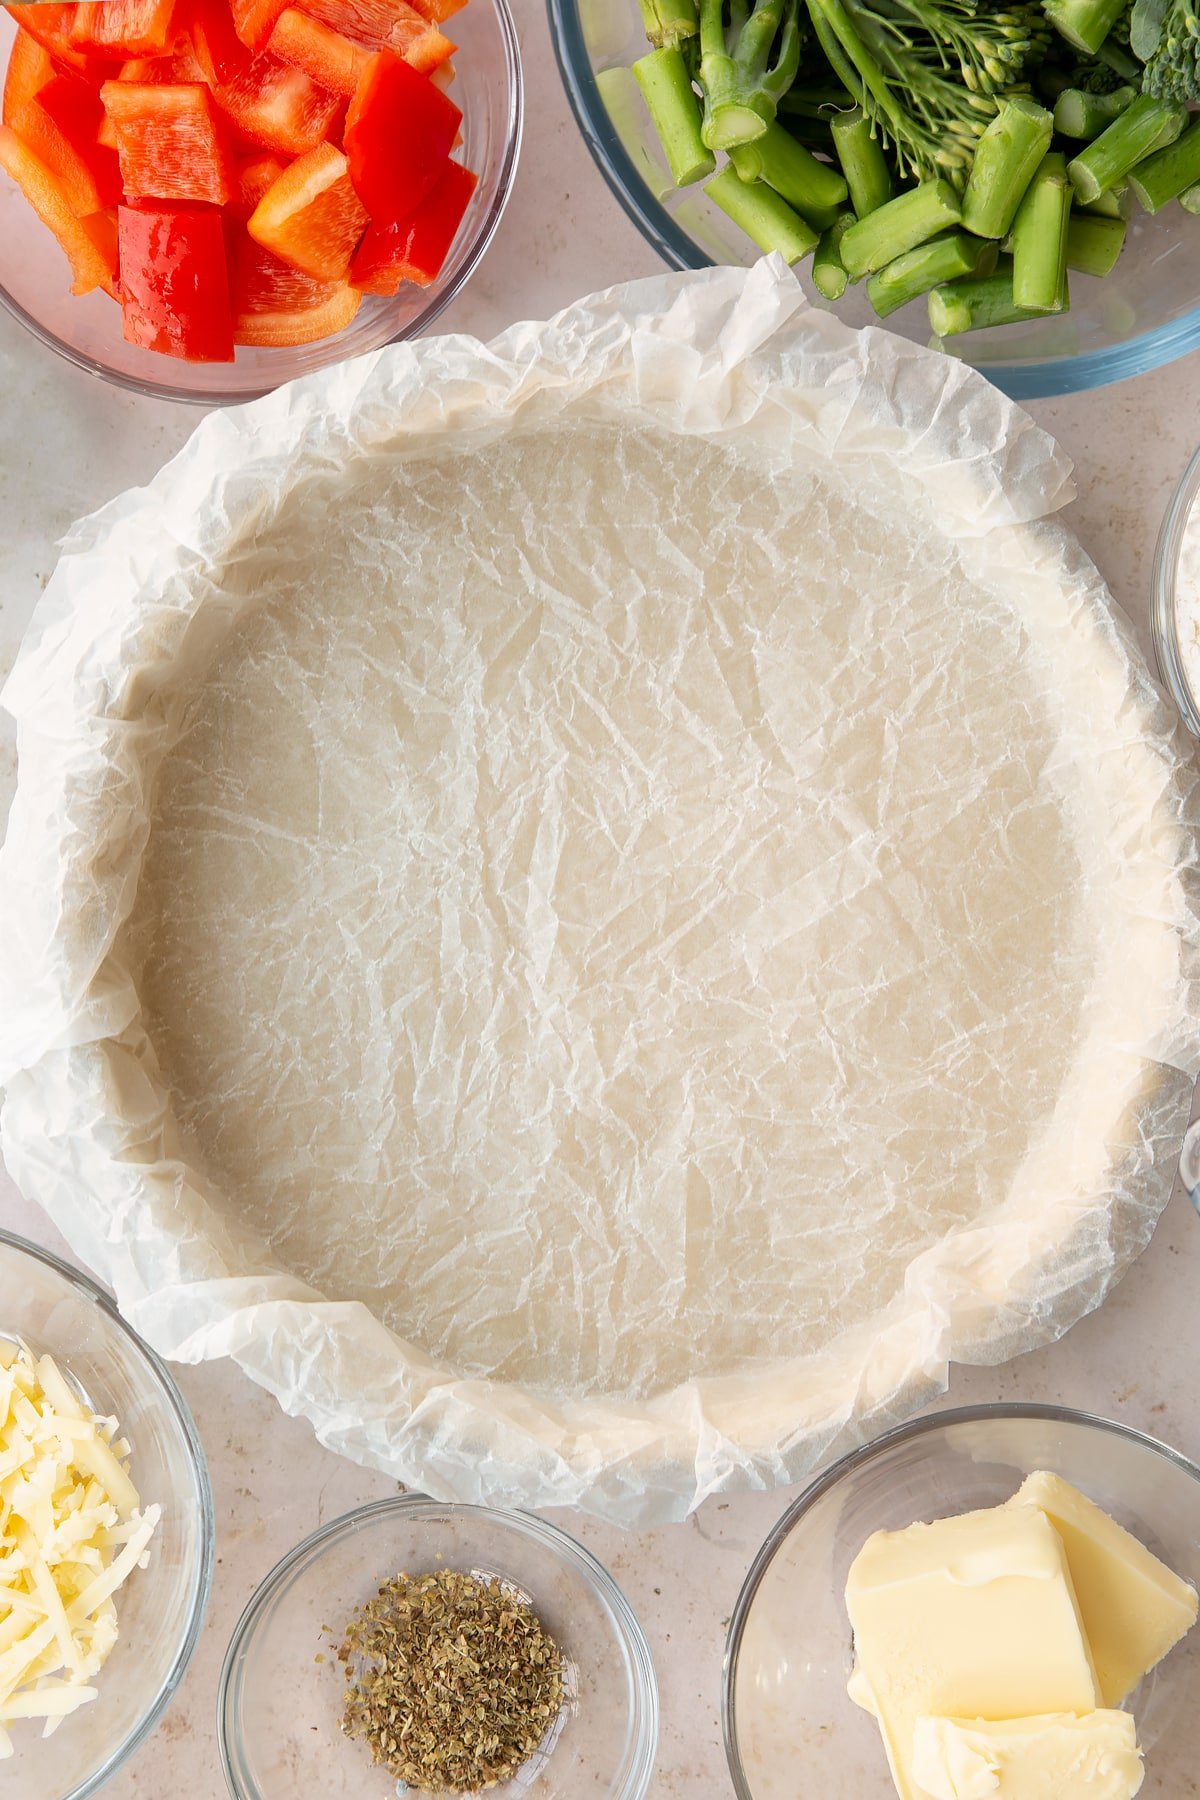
[723,1403,1200,1798]
[1151,443,1200,739]
[218,1496,659,1798]
[547,0,1200,400]
[0,0,521,404]
[0,1228,214,1799]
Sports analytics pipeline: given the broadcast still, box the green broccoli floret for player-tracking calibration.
[1138,0,1200,102]
[803,0,1046,185]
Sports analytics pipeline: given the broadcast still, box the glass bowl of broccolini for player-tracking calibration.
[548,0,1200,398]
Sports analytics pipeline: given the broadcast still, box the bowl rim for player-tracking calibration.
[0,0,524,406]
[0,1225,215,1800]
[544,0,1200,402]
[216,1492,660,1800]
[1151,442,1200,738]
[720,1400,1200,1799]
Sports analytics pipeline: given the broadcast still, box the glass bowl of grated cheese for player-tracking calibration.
[0,1228,213,1798]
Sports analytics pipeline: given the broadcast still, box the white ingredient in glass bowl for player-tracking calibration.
[1173,494,1200,704]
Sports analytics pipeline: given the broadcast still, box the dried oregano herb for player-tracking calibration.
[336,1568,564,1793]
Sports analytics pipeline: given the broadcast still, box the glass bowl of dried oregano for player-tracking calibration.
[217,1494,659,1798]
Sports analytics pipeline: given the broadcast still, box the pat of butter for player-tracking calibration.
[910,1712,1144,1800]
[1011,1472,1198,1706]
[845,1504,1100,1800]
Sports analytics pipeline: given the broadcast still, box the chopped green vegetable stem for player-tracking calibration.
[1181,181,1200,215]
[1067,93,1189,201]
[730,120,848,227]
[699,0,802,150]
[841,178,961,278]
[928,268,1044,336]
[1012,151,1072,311]
[706,164,820,262]
[637,0,699,51]
[1053,85,1137,140]
[865,230,995,318]
[1066,209,1127,274]
[830,106,893,218]
[634,49,715,186]
[1044,0,1130,56]
[812,211,855,298]
[1128,117,1200,212]
[961,96,1053,240]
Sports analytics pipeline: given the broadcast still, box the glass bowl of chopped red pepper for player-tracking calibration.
[217,1495,659,1798]
[0,0,521,402]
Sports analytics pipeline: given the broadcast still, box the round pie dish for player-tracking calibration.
[0,1229,214,1800]
[547,0,1200,400]
[0,0,522,404]
[723,1403,1200,1798]
[218,1495,659,1798]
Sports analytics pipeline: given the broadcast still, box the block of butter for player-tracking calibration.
[910,1712,1144,1800]
[845,1503,1100,1800]
[1011,1471,1198,1706]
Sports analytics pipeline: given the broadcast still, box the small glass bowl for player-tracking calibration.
[547,0,1200,400]
[0,1228,214,1800]
[218,1496,659,1798]
[0,0,521,404]
[1151,443,1200,739]
[723,1403,1200,1798]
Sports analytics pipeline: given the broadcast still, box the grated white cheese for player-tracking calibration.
[0,1339,160,1757]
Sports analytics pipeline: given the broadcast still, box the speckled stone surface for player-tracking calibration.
[2,4,1200,1794]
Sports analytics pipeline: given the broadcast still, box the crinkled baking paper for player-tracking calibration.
[2,261,1197,1524]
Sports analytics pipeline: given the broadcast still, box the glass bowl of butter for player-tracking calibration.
[723,1403,1200,1800]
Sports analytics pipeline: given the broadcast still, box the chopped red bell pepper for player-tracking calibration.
[117,47,207,80]
[344,49,458,221]
[350,153,473,294]
[209,41,340,154]
[227,0,286,51]
[117,199,234,357]
[12,74,122,213]
[300,0,454,72]
[101,78,235,202]
[5,6,96,75]
[2,29,53,127]
[246,138,365,277]
[265,9,369,98]
[184,0,246,83]
[407,0,465,24]
[228,147,286,214]
[0,123,118,291]
[231,230,359,341]
[71,0,179,57]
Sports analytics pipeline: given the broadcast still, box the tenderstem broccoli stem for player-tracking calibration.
[634,50,715,185]
[865,232,996,318]
[1053,86,1137,141]
[698,0,801,150]
[961,97,1053,241]
[812,212,854,298]
[1067,95,1189,202]
[1127,119,1200,213]
[706,166,819,262]
[1182,183,1200,216]
[1066,211,1126,275]
[830,107,893,218]
[1044,0,1130,55]
[928,269,1044,336]
[637,0,698,50]
[840,179,961,279]
[1083,185,1128,217]
[1011,152,1072,312]
[730,121,848,227]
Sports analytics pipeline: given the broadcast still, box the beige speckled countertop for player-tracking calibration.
[3,3,1200,1793]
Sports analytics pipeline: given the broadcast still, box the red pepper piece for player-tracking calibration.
[13,74,122,213]
[208,40,340,155]
[247,138,365,277]
[344,49,458,221]
[5,6,96,75]
[3,29,53,127]
[228,148,287,215]
[0,123,118,292]
[117,200,234,358]
[407,0,464,24]
[265,9,369,98]
[101,79,235,203]
[350,153,474,294]
[231,229,359,342]
[117,47,206,80]
[184,0,246,84]
[71,0,179,57]
[298,0,454,72]
[228,0,287,52]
